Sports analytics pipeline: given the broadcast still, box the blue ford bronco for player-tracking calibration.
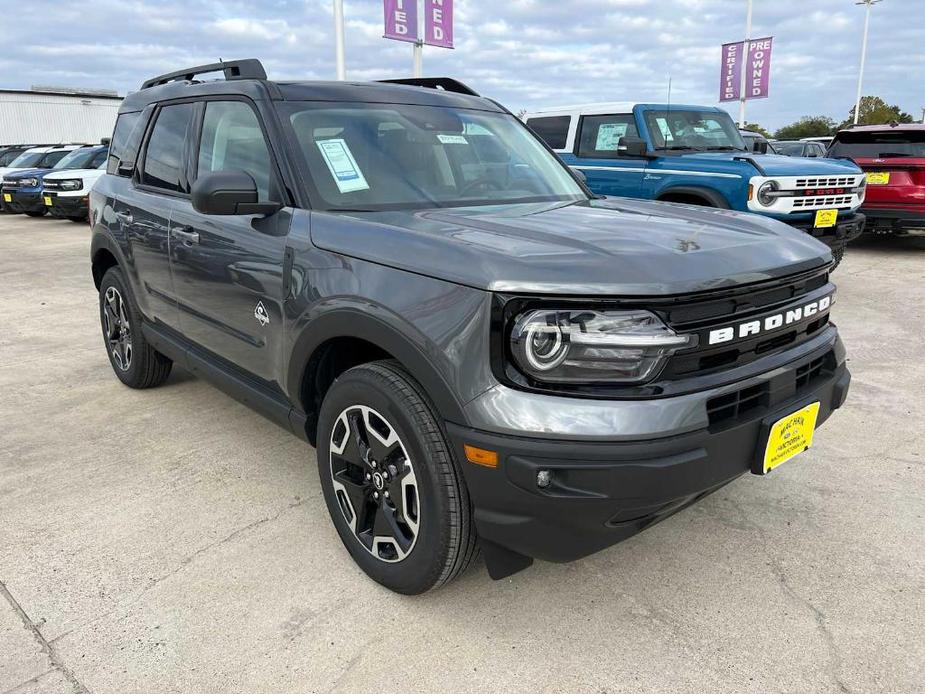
[525,103,867,267]
[91,61,850,593]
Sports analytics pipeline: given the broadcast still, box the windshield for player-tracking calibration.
[38,150,71,168]
[0,149,24,166]
[7,150,45,168]
[776,142,806,156]
[53,148,99,170]
[643,110,747,152]
[828,131,925,159]
[282,102,586,211]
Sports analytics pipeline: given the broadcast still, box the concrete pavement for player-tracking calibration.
[1,215,923,693]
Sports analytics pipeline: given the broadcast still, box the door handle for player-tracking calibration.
[114,210,133,225]
[172,227,200,245]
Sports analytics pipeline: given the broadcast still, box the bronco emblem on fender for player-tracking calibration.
[254,301,270,327]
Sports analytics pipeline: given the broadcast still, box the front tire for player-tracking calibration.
[98,267,172,388]
[317,361,478,594]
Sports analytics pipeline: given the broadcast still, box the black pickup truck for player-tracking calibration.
[90,60,850,594]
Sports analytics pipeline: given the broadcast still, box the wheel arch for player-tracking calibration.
[288,309,469,446]
[656,185,730,209]
[90,233,125,289]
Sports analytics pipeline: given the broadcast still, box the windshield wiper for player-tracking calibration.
[327,207,377,213]
[655,145,705,152]
[704,146,747,152]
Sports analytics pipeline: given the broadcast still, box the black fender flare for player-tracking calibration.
[89,232,128,288]
[286,307,469,427]
[656,186,731,209]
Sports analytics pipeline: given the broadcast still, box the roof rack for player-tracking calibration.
[141,59,267,90]
[377,77,479,97]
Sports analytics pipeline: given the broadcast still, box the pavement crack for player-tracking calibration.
[0,579,91,694]
[48,497,308,646]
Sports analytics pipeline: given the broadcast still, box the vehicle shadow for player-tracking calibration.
[850,233,925,253]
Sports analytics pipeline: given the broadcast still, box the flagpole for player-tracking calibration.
[413,0,424,76]
[738,0,753,127]
[333,0,346,80]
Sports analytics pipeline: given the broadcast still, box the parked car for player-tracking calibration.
[739,129,777,154]
[775,140,827,158]
[1,145,104,217]
[0,145,47,167]
[41,145,109,221]
[802,136,834,147]
[827,123,925,237]
[524,104,866,267]
[0,145,85,213]
[91,60,851,594]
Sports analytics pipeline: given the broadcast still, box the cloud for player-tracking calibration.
[0,0,918,130]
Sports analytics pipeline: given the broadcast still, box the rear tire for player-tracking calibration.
[316,360,478,594]
[98,267,172,388]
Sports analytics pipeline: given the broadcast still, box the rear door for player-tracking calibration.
[122,101,196,327]
[558,114,647,197]
[167,98,291,385]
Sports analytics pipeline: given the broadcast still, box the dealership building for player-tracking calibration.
[0,86,121,144]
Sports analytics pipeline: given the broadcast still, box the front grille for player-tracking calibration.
[707,353,832,428]
[792,195,854,209]
[658,268,833,380]
[795,176,856,188]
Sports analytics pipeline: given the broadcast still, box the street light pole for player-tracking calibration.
[333,0,346,80]
[738,0,753,128]
[854,0,882,125]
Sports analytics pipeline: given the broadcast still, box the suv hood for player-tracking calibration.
[683,152,862,176]
[2,167,51,180]
[311,198,830,296]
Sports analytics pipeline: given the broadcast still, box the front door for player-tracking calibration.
[560,113,647,198]
[168,99,291,386]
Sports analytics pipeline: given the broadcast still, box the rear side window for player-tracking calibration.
[196,101,273,201]
[577,114,639,158]
[141,103,195,193]
[107,111,142,175]
[526,116,571,150]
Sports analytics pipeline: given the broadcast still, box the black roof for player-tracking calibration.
[121,59,499,114]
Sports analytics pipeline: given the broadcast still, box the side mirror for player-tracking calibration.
[752,141,769,154]
[191,170,280,216]
[617,136,649,158]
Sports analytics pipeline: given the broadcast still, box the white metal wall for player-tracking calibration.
[0,91,122,144]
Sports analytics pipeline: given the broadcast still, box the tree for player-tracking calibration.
[741,122,771,138]
[840,96,914,128]
[774,116,837,140]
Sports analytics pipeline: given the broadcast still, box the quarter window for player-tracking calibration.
[526,116,571,150]
[141,103,194,193]
[577,115,639,158]
[196,101,274,201]
[107,111,143,176]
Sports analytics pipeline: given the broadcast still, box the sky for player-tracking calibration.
[1,0,921,131]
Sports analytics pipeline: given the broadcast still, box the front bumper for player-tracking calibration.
[448,336,849,568]
[44,192,89,219]
[0,189,44,213]
[860,206,925,236]
[788,211,866,248]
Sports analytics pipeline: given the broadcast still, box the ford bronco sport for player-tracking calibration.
[90,60,851,594]
[524,104,867,267]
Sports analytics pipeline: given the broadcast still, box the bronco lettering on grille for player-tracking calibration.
[708,295,832,345]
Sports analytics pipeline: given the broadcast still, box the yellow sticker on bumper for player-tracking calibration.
[814,209,838,228]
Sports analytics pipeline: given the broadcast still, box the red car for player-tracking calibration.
[827,123,925,236]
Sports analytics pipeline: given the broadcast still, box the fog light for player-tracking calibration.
[536,470,552,488]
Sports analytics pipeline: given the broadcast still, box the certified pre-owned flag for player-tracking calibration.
[425,0,454,48]
[384,0,418,43]
[719,36,773,102]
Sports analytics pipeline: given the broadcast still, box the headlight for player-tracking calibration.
[756,180,779,206]
[60,179,82,191]
[16,177,40,188]
[856,177,867,202]
[510,309,694,384]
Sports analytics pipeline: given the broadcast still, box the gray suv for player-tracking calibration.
[90,60,851,594]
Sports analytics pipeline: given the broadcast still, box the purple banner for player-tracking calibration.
[424,0,454,49]
[719,36,773,102]
[745,36,773,99]
[384,0,418,44]
[719,41,742,102]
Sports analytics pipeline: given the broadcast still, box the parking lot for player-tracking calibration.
[0,214,922,694]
